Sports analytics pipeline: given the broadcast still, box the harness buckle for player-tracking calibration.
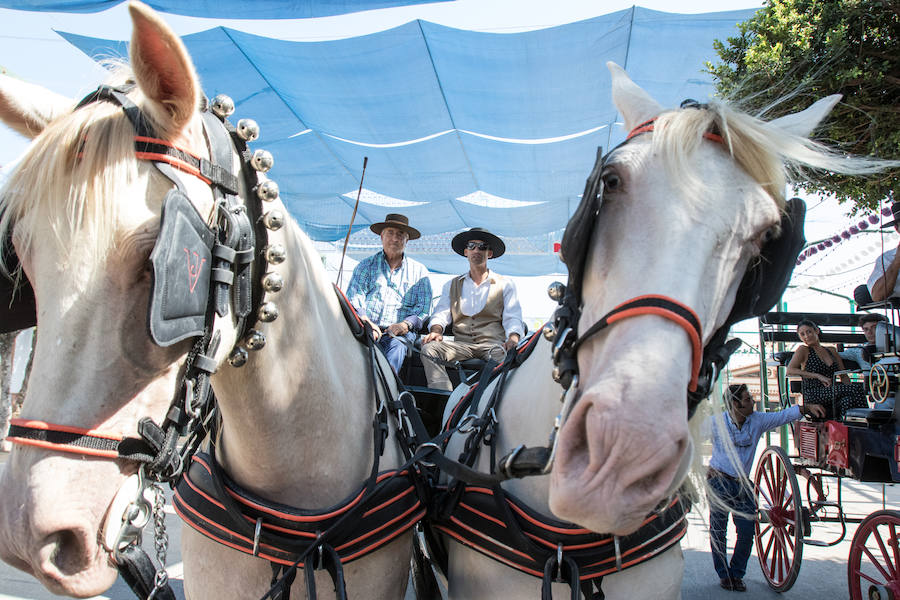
[499,444,525,480]
[551,327,573,362]
[456,414,477,434]
[555,543,564,581]
[252,517,263,557]
[414,442,440,468]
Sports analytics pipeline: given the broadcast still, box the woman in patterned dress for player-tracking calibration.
[786,318,868,419]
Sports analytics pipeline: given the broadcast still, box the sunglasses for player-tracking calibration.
[466,241,490,251]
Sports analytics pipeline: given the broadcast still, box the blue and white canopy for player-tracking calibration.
[58,6,756,274]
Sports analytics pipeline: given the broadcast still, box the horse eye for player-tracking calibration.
[601,171,621,191]
[760,225,780,246]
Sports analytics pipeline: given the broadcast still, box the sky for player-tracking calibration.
[2,0,893,379]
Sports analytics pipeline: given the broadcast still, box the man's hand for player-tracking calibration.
[802,403,826,418]
[361,316,381,341]
[503,334,521,351]
[423,327,443,344]
[386,321,410,337]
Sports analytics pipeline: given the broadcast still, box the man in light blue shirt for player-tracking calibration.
[345,213,432,373]
[707,384,824,592]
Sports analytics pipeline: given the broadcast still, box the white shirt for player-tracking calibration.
[868,248,900,298]
[430,270,524,339]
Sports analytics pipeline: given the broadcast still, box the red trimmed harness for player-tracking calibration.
[428,336,690,600]
[173,452,425,584]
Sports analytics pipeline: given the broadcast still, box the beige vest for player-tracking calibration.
[450,274,506,345]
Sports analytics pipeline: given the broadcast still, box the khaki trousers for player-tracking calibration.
[421,339,506,391]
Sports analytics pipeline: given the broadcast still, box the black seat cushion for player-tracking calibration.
[844,407,894,425]
[774,351,794,366]
[854,284,873,306]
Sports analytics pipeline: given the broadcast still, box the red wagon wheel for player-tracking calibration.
[848,510,900,600]
[753,445,803,592]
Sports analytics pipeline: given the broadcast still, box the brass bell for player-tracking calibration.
[256,180,279,202]
[236,118,260,142]
[262,210,285,231]
[228,346,248,367]
[258,301,279,323]
[251,149,274,173]
[245,329,267,350]
[264,243,286,264]
[547,282,566,302]
[542,324,557,341]
[211,94,235,118]
[262,272,284,293]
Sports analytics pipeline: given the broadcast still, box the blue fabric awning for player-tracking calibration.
[0,0,447,18]
[60,6,758,274]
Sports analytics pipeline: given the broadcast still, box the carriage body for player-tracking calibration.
[753,310,900,598]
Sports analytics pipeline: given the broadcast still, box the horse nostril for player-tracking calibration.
[39,526,96,578]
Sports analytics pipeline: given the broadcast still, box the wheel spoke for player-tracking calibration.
[872,525,896,579]
[761,459,776,498]
[889,522,900,579]
[757,485,774,508]
[862,544,894,582]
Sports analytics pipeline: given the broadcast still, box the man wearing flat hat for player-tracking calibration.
[421,227,524,390]
[868,202,900,301]
[346,213,432,373]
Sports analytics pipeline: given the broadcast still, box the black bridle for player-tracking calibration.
[4,83,278,600]
[550,106,807,419]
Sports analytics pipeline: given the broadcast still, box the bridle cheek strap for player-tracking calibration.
[572,295,702,392]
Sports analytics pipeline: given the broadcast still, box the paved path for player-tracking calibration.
[1,449,897,599]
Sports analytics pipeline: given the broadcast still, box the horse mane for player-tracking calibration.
[0,66,172,275]
[649,97,890,210]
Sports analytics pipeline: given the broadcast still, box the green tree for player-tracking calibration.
[707,0,899,212]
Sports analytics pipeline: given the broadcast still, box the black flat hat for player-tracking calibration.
[451,227,505,258]
[369,213,420,240]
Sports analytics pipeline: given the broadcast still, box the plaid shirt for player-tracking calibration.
[346,251,432,328]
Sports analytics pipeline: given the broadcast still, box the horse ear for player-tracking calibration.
[0,74,72,139]
[768,94,842,138]
[607,61,663,132]
[128,0,200,136]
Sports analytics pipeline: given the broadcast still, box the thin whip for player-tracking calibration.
[336,156,368,287]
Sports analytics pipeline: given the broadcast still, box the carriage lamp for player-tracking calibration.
[236,119,260,142]
[258,302,279,323]
[263,244,286,264]
[256,180,279,202]
[244,329,267,351]
[210,94,235,119]
[261,272,284,293]
[251,149,274,172]
[547,281,566,303]
[228,346,249,367]
[262,209,285,231]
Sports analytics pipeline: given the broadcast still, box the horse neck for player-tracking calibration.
[490,339,561,513]
[212,215,382,505]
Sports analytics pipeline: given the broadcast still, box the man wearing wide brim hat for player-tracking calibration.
[346,213,432,373]
[868,201,900,302]
[421,227,524,390]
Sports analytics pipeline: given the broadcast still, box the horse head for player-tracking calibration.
[547,62,853,536]
[0,2,266,595]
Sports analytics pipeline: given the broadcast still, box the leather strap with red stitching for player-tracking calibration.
[571,294,702,392]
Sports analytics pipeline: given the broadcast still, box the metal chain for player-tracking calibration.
[146,483,169,600]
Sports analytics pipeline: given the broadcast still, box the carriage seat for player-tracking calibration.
[874,321,900,354]
[844,398,897,426]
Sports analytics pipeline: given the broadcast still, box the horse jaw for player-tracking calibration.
[607,61,663,132]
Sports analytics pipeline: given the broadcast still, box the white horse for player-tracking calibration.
[0,3,415,598]
[436,62,894,599]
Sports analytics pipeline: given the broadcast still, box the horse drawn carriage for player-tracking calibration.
[754,308,900,598]
[0,4,895,599]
